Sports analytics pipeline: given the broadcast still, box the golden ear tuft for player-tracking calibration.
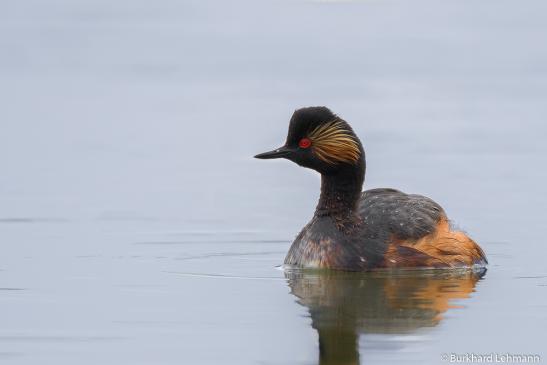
[308,120,361,164]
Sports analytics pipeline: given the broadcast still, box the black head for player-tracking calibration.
[255,107,364,175]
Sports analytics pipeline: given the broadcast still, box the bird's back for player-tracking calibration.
[358,188,487,269]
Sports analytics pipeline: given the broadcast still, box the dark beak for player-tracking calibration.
[254,146,291,160]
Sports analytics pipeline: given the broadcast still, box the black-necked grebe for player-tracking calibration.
[255,106,487,271]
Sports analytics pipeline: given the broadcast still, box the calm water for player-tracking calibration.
[1,0,547,364]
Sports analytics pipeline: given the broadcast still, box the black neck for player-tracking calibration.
[315,160,365,218]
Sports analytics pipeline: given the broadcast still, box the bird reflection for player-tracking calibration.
[285,268,486,365]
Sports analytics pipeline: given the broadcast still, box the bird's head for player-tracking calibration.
[255,106,364,175]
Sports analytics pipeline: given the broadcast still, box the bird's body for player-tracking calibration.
[285,188,486,270]
[255,107,487,271]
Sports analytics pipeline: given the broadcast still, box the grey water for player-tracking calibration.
[1,0,547,364]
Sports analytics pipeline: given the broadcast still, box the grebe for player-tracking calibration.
[255,106,487,271]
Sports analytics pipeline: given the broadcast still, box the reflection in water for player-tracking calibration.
[285,268,486,365]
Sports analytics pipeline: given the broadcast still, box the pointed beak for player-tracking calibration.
[254,146,292,160]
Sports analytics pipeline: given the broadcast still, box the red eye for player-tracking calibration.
[299,138,312,149]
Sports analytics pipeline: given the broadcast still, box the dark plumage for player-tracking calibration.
[255,106,487,271]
